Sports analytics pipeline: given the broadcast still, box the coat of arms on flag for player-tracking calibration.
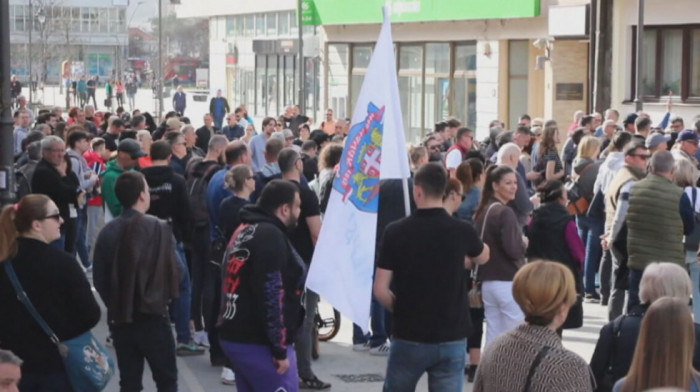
[334,103,385,213]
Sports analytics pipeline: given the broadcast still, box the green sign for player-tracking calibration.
[300,0,540,25]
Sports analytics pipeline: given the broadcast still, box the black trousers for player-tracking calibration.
[206,261,232,368]
[190,225,210,331]
[111,316,178,392]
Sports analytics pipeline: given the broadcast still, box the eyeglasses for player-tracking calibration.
[630,153,651,160]
[41,213,61,221]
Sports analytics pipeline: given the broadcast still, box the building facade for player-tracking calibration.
[176,0,323,126]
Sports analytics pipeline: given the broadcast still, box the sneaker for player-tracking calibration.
[352,342,370,352]
[176,342,206,356]
[299,375,331,390]
[105,335,113,348]
[584,292,601,303]
[369,342,391,356]
[220,367,235,385]
[193,330,210,348]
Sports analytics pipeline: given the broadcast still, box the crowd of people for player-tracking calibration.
[2,80,700,392]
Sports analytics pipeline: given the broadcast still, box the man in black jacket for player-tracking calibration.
[218,179,304,391]
[209,89,230,130]
[31,136,82,253]
[142,141,203,357]
[93,171,180,392]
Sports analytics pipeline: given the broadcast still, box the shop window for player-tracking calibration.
[267,56,279,116]
[399,45,423,145]
[454,43,477,130]
[255,55,266,115]
[632,25,700,101]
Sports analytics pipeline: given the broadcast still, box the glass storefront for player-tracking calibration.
[327,41,477,144]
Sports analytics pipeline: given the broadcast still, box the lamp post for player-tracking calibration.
[633,0,644,112]
[1,1,16,205]
[36,6,45,91]
[157,0,163,121]
[28,0,33,104]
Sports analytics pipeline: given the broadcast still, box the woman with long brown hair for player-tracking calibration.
[0,195,100,391]
[532,125,565,185]
[474,165,527,348]
[614,297,700,392]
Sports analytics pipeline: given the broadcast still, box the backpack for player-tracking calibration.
[185,159,222,227]
[15,170,31,199]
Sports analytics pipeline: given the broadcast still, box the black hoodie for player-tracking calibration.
[142,165,191,243]
[217,205,306,360]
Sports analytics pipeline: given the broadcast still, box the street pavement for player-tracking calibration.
[91,285,607,392]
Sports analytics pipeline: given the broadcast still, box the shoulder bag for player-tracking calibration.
[523,345,551,392]
[4,262,114,392]
[469,202,499,309]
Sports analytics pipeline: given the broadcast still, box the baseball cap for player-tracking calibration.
[117,139,147,159]
[623,113,639,126]
[678,129,699,142]
[645,133,671,149]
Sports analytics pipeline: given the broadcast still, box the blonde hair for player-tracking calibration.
[673,158,699,187]
[639,262,692,304]
[621,297,698,392]
[576,136,601,160]
[512,260,577,326]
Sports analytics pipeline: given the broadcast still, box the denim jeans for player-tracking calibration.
[383,338,466,392]
[173,243,192,344]
[111,316,178,392]
[627,268,644,311]
[75,206,90,267]
[576,215,604,294]
[352,295,390,347]
[295,289,319,379]
[687,251,700,323]
[86,205,104,260]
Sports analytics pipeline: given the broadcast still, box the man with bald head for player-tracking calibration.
[496,142,535,226]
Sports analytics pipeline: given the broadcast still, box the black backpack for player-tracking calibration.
[185,159,222,227]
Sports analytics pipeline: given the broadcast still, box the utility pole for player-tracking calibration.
[28,0,33,105]
[157,0,164,121]
[1,1,16,206]
[297,0,305,113]
[633,0,644,112]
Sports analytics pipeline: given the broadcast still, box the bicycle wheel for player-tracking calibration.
[316,307,341,342]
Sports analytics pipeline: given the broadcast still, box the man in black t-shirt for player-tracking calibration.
[278,148,331,389]
[375,163,489,391]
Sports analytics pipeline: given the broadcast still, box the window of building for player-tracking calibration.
[235,15,244,36]
[632,25,700,101]
[99,9,109,33]
[454,43,477,130]
[350,45,372,111]
[255,14,265,37]
[244,14,254,37]
[399,45,424,144]
[328,43,349,119]
[278,12,290,36]
[267,55,279,116]
[226,16,235,37]
[12,5,27,32]
[508,40,529,129]
[424,43,450,136]
[284,55,296,108]
[71,8,80,33]
[291,11,298,36]
[266,13,277,36]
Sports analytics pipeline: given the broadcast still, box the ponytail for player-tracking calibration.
[0,194,51,262]
[0,206,19,262]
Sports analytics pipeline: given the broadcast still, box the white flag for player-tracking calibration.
[306,6,411,333]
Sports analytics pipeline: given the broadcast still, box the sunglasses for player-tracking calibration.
[41,213,61,221]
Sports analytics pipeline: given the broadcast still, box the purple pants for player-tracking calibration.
[220,341,299,392]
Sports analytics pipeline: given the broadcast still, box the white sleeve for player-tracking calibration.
[445,149,462,170]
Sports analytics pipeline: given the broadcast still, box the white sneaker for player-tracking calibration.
[221,367,235,385]
[369,342,391,356]
[352,342,370,352]
[193,331,210,348]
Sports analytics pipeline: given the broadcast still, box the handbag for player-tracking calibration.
[4,262,114,392]
[470,202,499,308]
[565,162,594,215]
[523,345,551,392]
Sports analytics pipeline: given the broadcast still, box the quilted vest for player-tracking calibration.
[626,173,685,270]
